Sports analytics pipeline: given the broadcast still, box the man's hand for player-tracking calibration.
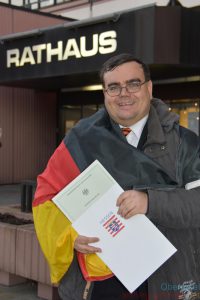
[74,235,102,254]
[116,190,148,219]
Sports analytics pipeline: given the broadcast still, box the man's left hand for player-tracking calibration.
[116,190,148,219]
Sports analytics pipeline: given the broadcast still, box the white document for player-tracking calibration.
[53,160,177,293]
[52,160,117,222]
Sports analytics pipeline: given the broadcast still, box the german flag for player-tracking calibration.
[33,107,176,284]
[33,140,112,284]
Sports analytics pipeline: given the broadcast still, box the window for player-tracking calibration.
[166,99,200,135]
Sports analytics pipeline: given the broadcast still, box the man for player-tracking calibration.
[33,53,200,300]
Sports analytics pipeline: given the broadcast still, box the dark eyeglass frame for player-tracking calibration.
[105,80,148,97]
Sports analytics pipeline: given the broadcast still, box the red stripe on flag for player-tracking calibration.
[103,214,115,227]
[77,252,113,281]
[105,217,118,229]
[33,141,80,206]
[112,225,125,237]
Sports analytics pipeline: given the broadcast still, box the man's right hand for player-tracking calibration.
[74,235,102,254]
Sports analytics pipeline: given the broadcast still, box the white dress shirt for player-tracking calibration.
[120,115,148,148]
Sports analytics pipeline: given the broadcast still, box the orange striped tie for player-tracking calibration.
[121,127,131,137]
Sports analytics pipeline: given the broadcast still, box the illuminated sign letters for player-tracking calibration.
[7,30,117,68]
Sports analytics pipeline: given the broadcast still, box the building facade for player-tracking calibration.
[0,3,71,183]
[0,0,199,183]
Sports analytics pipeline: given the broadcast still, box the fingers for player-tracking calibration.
[74,235,102,254]
[116,191,135,218]
[117,200,136,219]
[116,190,148,219]
[116,191,131,207]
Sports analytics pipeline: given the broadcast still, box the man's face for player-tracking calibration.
[103,61,152,126]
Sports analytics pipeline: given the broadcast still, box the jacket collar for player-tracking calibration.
[105,98,179,146]
[146,98,179,146]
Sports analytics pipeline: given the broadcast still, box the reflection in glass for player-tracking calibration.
[166,99,199,135]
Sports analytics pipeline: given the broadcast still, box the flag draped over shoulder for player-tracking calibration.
[33,141,113,283]
[33,107,177,284]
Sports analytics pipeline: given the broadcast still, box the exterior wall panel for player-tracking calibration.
[13,9,67,33]
[0,6,12,35]
[0,4,62,183]
[0,86,57,184]
[13,88,57,182]
[13,88,35,181]
[0,87,13,184]
[0,4,67,36]
[33,91,58,177]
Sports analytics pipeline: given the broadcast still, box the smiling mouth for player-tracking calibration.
[118,102,133,106]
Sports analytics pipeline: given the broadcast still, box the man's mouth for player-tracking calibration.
[118,102,133,106]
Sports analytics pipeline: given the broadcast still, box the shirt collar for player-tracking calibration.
[119,114,148,140]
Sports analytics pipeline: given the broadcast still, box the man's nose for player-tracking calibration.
[120,86,129,96]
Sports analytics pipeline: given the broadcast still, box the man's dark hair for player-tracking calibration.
[99,53,151,86]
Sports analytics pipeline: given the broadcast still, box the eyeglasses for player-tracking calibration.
[105,80,148,97]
